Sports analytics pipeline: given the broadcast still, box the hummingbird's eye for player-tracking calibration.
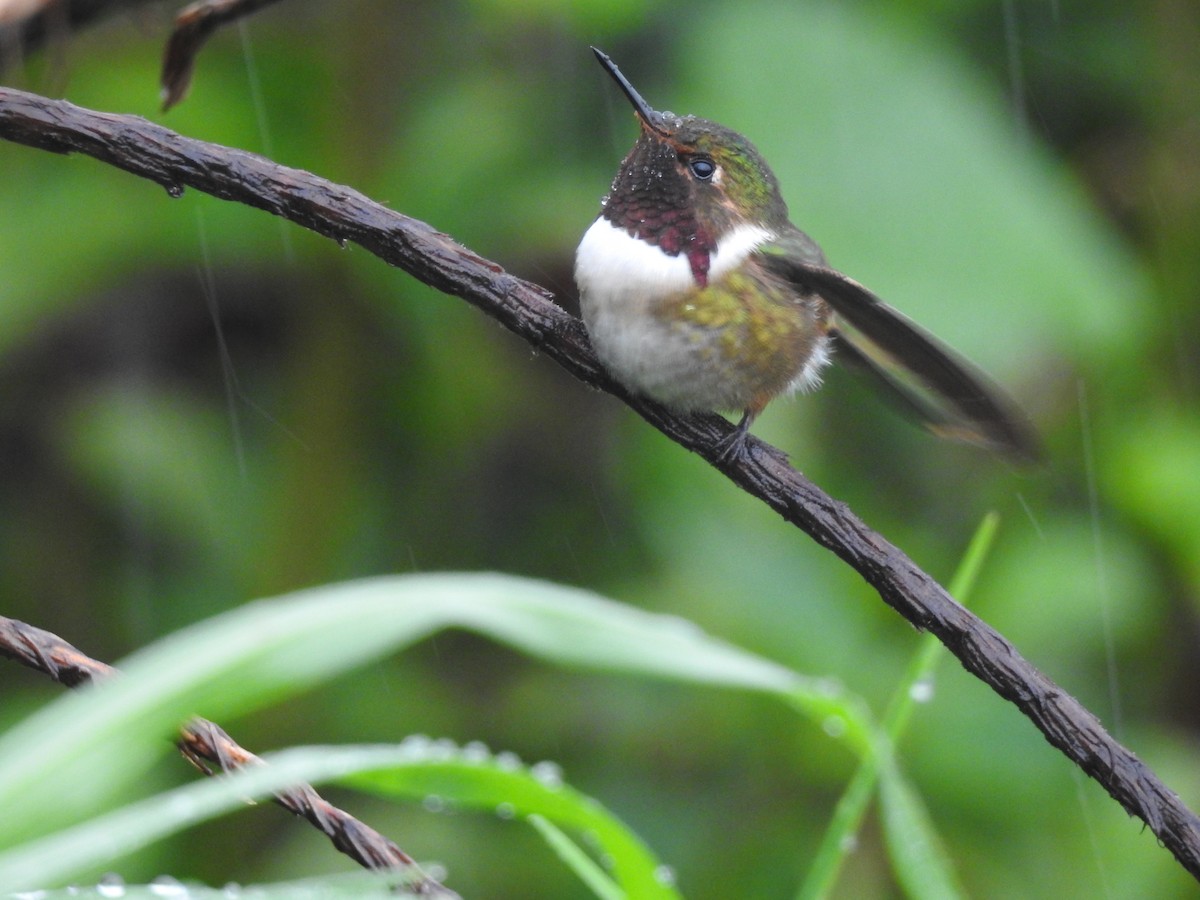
[686,156,716,181]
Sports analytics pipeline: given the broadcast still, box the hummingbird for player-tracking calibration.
[575,48,1038,463]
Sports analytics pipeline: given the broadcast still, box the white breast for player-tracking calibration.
[573,218,778,410]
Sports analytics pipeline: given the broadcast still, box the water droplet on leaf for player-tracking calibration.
[494,750,522,771]
[530,760,563,789]
[430,737,458,760]
[148,876,188,897]
[462,740,491,763]
[909,677,935,703]
[97,874,125,898]
[399,734,432,758]
[821,715,847,739]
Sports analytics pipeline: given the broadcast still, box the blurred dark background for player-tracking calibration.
[1,0,1198,896]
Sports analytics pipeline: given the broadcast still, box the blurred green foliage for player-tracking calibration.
[1,0,1198,896]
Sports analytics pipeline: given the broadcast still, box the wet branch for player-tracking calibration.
[1,86,1199,882]
[0,616,460,897]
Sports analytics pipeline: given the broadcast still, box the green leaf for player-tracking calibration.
[798,515,998,899]
[877,759,966,900]
[0,573,807,845]
[0,739,677,897]
[527,815,626,900]
[0,745,436,893]
[7,871,409,899]
[346,746,679,899]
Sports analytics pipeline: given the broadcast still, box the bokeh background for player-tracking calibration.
[2,0,1199,896]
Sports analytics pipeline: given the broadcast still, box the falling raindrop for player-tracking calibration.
[1001,0,1028,131]
[1079,379,1123,734]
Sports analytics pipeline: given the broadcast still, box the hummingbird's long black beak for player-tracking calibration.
[591,47,671,136]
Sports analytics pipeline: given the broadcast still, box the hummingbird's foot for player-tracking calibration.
[712,413,755,464]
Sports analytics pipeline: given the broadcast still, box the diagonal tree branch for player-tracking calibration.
[0,615,460,898]
[1,86,1199,881]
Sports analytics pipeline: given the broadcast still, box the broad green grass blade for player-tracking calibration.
[0,745,434,892]
[528,815,626,900]
[883,513,1001,738]
[5,871,408,899]
[345,743,679,899]
[784,683,876,759]
[798,514,999,899]
[877,760,966,900]
[0,573,812,846]
[0,740,676,896]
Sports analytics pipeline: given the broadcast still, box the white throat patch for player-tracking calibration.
[709,222,775,279]
[574,218,774,307]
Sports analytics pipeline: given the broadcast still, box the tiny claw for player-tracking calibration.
[712,413,755,464]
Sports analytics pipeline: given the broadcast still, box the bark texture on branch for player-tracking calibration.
[1,86,1198,881]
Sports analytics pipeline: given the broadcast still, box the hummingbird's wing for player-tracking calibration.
[758,241,1040,462]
